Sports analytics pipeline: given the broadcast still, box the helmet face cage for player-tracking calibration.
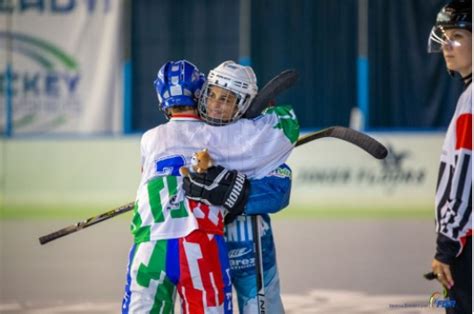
[198,61,258,126]
[154,60,205,118]
[428,26,464,52]
[198,82,247,126]
[428,0,472,53]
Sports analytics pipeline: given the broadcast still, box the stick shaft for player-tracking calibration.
[38,202,134,245]
[296,126,388,159]
[296,127,334,147]
[251,215,266,313]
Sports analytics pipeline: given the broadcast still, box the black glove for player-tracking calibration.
[183,165,249,218]
[224,211,241,225]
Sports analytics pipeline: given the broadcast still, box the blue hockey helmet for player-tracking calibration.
[154,60,205,117]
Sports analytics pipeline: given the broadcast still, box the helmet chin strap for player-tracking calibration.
[448,70,472,87]
[462,72,472,86]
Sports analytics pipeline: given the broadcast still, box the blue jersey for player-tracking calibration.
[224,164,291,313]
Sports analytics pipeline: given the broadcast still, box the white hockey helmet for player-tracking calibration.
[199,60,258,125]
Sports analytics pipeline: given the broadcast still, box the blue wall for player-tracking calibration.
[130,0,464,132]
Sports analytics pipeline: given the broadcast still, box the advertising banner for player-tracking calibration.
[1,132,444,214]
[287,132,444,211]
[0,0,126,134]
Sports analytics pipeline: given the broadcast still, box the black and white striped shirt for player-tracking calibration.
[435,83,472,264]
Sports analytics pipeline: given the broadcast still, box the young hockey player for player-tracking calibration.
[122,60,299,314]
[184,60,295,313]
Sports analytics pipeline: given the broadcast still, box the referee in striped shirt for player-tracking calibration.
[427,1,472,313]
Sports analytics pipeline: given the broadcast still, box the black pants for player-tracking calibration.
[447,236,472,314]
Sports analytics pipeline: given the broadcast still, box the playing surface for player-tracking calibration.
[0,216,444,313]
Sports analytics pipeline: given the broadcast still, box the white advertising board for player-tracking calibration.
[0,0,127,134]
[288,132,444,211]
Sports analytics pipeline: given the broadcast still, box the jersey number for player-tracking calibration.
[149,155,188,222]
[155,155,185,176]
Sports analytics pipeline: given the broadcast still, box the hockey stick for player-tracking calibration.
[38,69,299,246]
[251,215,266,313]
[38,127,387,245]
[296,126,388,159]
[242,69,386,159]
[38,202,135,245]
[38,65,385,246]
[249,127,386,311]
[423,272,437,280]
[243,69,298,308]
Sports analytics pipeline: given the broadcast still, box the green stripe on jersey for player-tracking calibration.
[166,176,188,219]
[136,241,175,313]
[131,176,190,243]
[148,178,166,223]
[131,202,151,242]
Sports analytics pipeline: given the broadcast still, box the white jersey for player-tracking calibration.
[435,83,472,260]
[131,106,299,243]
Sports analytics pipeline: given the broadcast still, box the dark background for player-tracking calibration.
[131,0,463,131]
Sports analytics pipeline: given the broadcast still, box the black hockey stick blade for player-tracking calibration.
[296,126,388,160]
[38,202,135,245]
[423,272,437,280]
[244,69,298,119]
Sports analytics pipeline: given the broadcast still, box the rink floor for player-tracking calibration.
[0,218,445,313]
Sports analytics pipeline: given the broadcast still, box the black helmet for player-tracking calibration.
[435,0,471,31]
[428,0,472,53]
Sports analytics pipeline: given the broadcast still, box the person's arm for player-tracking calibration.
[244,164,292,215]
[432,92,472,288]
[435,111,472,264]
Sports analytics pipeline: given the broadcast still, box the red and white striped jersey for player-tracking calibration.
[435,82,472,263]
